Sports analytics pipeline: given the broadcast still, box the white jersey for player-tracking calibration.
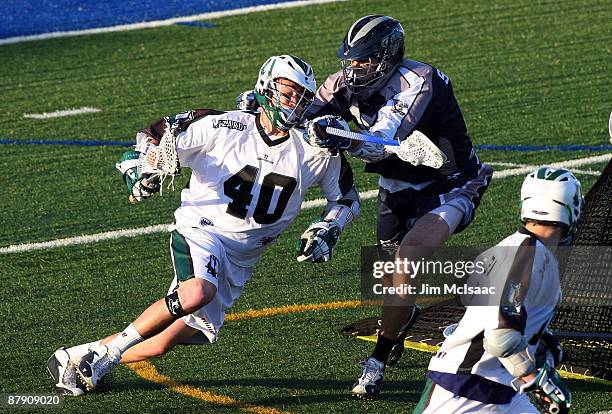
[426,228,561,404]
[170,110,349,267]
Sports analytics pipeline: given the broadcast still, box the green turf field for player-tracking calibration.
[1,0,611,413]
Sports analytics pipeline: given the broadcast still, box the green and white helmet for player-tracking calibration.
[255,55,316,131]
[520,167,584,244]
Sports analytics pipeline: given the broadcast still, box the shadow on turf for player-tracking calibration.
[105,377,423,404]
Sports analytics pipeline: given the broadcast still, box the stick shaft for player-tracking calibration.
[325,126,400,146]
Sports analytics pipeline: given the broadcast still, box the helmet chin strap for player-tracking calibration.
[256,92,293,133]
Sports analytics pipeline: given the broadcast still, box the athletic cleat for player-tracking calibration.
[46,347,86,396]
[76,344,120,391]
[351,357,385,398]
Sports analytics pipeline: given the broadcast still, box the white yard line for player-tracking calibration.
[0,0,346,46]
[2,153,609,254]
[492,154,611,179]
[23,107,101,119]
[569,169,602,176]
[487,162,526,168]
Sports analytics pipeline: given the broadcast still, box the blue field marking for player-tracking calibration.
[2,139,612,151]
[0,0,302,39]
[476,144,612,152]
[175,22,216,28]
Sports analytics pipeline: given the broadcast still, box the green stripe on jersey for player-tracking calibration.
[412,378,435,414]
[170,230,195,282]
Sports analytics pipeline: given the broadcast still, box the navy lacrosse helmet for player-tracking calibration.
[338,15,404,99]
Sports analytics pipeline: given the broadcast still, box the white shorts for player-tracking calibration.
[428,195,473,234]
[414,379,538,414]
[167,226,253,343]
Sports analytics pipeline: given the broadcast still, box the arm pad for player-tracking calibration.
[484,328,535,377]
[323,185,360,231]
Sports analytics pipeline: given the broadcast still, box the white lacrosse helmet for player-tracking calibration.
[255,55,317,131]
[520,167,584,244]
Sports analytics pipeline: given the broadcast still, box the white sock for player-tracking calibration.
[67,340,101,363]
[107,323,144,354]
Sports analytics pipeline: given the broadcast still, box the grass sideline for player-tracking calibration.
[1,0,611,413]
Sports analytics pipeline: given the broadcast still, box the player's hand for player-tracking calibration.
[296,220,341,263]
[116,150,160,203]
[512,363,572,414]
[303,115,351,150]
[235,90,258,111]
[129,173,161,204]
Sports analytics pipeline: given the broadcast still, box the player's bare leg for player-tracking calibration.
[353,214,450,398]
[96,319,202,363]
[381,214,450,340]
[120,319,202,363]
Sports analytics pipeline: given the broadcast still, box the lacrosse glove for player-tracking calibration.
[116,150,161,203]
[303,115,351,150]
[235,90,259,111]
[512,362,572,414]
[296,219,341,263]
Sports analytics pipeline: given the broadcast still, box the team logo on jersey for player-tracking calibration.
[199,217,214,226]
[206,254,219,278]
[257,154,274,164]
[392,99,409,115]
[503,282,524,315]
[212,119,247,131]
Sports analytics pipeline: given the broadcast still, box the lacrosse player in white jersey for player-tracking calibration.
[413,167,583,414]
[46,54,360,396]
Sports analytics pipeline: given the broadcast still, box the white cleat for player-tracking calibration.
[351,357,385,399]
[76,344,120,391]
[46,347,86,396]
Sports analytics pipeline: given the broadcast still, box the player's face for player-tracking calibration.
[275,78,311,110]
[272,77,314,122]
[341,55,384,91]
[347,55,382,69]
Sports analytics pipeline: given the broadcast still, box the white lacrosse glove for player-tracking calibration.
[511,363,572,414]
[303,115,352,150]
[235,89,259,111]
[116,150,161,204]
[296,220,341,263]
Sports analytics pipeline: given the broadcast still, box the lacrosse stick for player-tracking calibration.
[325,127,447,168]
[132,124,180,202]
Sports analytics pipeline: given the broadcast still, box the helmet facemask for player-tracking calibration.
[257,78,314,131]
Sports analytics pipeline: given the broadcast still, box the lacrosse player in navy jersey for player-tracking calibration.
[295,15,493,397]
[413,167,581,414]
[46,55,360,396]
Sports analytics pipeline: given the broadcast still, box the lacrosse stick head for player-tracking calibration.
[134,123,180,197]
[392,131,447,168]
